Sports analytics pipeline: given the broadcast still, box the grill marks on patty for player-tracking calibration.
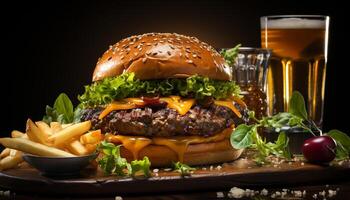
[81,104,245,137]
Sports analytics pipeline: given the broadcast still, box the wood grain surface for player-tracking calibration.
[1,152,349,197]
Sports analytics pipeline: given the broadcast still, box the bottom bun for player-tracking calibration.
[120,139,244,167]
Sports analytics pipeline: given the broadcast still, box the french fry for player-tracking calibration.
[85,143,98,154]
[80,130,103,145]
[0,148,10,158]
[11,130,25,138]
[62,123,73,129]
[50,122,62,133]
[26,119,50,145]
[67,140,88,155]
[0,151,23,171]
[48,121,91,147]
[36,121,54,136]
[0,138,75,157]
[9,149,18,157]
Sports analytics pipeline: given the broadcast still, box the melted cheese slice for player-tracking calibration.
[214,100,242,118]
[99,96,242,120]
[105,134,152,160]
[99,101,137,119]
[159,96,195,115]
[99,96,195,119]
[105,128,232,162]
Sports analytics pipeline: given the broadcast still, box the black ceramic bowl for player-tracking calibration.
[22,153,98,177]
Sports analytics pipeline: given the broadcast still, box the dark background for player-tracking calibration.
[3,0,349,136]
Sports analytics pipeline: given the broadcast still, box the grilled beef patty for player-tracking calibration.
[81,104,246,137]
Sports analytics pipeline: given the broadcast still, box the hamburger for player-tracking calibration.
[79,33,247,167]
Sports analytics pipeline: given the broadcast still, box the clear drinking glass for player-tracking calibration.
[232,47,271,119]
[260,15,330,127]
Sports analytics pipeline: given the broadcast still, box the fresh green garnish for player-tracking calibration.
[231,91,350,162]
[130,157,151,177]
[173,162,196,176]
[43,93,82,124]
[97,141,151,177]
[230,91,308,163]
[220,44,241,66]
[327,130,350,160]
[78,73,241,107]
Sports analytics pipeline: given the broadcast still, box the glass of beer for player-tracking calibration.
[260,15,329,127]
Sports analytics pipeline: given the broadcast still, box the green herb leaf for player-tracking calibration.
[327,129,350,159]
[130,157,151,177]
[260,112,304,130]
[173,162,195,176]
[289,91,308,120]
[78,73,241,107]
[97,141,129,176]
[230,124,255,149]
[54,93,74,123]
[270,132,292,159]
[220,44,241,66]
[42,93,78,124]
[97,141,152,177]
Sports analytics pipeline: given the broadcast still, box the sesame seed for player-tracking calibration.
[139,47,142,51]
[185,49,191,53]
[146,43,152,46]
[158,50,162,53]
[179,53,183,57]
[152,52,158,56]
[142,57,147,63]
[186,60,194,64]
[167,51,171,56]
[120,56,125,59]
[153,38,158,41]
[108,57,112,61]
[185,54,189,59]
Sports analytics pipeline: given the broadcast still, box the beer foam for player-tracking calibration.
[262,18,325,29]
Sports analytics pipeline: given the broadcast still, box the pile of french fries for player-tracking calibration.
[0,119,103,171]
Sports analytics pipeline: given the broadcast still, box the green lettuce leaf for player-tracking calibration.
[78,73,241,107]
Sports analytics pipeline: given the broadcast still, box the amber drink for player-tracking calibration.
[261,15,329,127]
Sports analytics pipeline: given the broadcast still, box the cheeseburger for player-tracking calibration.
[79,33,247,167]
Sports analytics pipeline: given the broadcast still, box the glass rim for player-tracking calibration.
[220,47,272,53]
[261,15,329,20]
[238,47,272,53]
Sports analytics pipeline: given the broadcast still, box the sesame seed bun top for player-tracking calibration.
[92,33,232,81]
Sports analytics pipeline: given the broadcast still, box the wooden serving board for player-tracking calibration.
[1,152,349,196]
